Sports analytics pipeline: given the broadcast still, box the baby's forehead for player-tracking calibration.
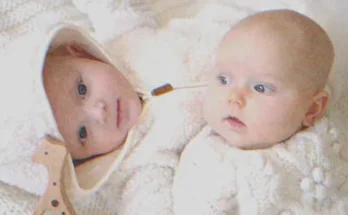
[217,31,301,67]
[220,23,301,51]
[217,20,319,70]
[215,39,310,84]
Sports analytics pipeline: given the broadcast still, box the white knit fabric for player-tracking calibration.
[173,117,348,214]
[0,0,92,49]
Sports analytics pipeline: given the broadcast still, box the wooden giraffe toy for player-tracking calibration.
[32,136,76,215]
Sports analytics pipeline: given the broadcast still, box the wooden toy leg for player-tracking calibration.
[32,136,76,215]
[33,183,76,215]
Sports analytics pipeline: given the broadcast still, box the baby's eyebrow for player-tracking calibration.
[68,81,77,98]
[258,74,285,83]
[63,68,80,92]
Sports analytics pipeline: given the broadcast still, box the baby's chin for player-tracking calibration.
[69,148,95,160]
[219,126,297,150]
[222,135,279,150]
[239,142,278,150]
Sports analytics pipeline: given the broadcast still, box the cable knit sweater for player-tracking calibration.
[173,117,348,215]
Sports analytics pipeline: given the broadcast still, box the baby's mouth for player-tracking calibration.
[116,99,121,127]
[225,116,246,128]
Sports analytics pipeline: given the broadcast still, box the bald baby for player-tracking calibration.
[204,9,335,149]
[223,9,334,95]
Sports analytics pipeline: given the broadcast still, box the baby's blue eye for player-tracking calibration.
[78,125,87,145]
[217,75,230,85]
[254,84,272,93]
[78,80,87,97]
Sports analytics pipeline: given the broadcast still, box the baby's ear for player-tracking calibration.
[302,91,329,127]
[64,44,99,61]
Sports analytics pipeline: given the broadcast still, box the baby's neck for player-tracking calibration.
[211,124,306,151]
[278,124,305,143]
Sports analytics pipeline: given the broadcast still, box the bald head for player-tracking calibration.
[219,9,334,95]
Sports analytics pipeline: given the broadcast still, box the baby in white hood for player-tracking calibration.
[173,9,348,214]
[43,43,142,160]
[0,0,210,213]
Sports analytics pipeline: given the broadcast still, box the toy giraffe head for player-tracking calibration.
[32,136,67,165]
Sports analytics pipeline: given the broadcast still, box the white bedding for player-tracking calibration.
[0,0,347,214]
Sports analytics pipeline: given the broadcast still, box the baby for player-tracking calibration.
[1,8,207,215]
[43,43,142,160]
[0,21,145,198]
[42,26,208,214]
[173,9,348,214]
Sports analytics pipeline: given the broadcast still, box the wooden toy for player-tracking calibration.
[32,136,76,215]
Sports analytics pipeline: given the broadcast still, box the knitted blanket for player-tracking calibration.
[173,117,348,214]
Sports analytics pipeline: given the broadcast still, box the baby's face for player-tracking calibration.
[204,30,314,150]
[43,44,142,159]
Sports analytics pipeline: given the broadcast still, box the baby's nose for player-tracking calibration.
[87,101,107,124]
[228,89,247,108]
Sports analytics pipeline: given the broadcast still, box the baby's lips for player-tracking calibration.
[225,116,246,128]
[115,98,119,127]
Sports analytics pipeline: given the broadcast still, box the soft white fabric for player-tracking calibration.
[173,117,348,214]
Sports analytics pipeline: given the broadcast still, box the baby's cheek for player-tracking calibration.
[204,95,222,117]
[247,100,273,119]
[257,105,301,138]
[247,101,288,131]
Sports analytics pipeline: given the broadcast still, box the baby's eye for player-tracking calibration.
[217,75,231,85]
[254,84,273,94]
[78,125,87,145]
[77,79,87,98]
